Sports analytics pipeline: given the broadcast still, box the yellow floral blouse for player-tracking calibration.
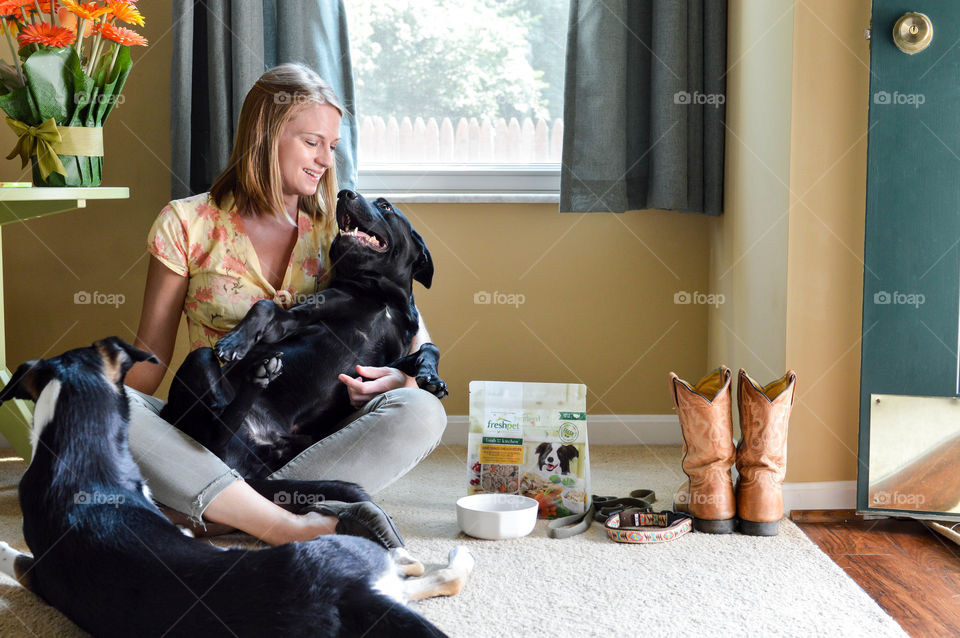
[147,192,334,350]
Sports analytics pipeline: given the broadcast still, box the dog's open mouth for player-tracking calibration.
[339,213,388,252]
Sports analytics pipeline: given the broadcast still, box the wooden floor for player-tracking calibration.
[793,511,960,637]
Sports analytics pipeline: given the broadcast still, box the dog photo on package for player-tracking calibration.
[467,381,590,519]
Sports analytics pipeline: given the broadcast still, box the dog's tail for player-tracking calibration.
[0,541,35,591]
[342,592,448,637]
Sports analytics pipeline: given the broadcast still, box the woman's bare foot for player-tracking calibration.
[280,510,339,542]
[158,502,338,544]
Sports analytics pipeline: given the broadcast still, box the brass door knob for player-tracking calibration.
[893,12,933,54]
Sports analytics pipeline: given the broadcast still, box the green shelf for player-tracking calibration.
[0,187,130,225]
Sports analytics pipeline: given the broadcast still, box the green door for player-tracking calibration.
[860,1,960,519]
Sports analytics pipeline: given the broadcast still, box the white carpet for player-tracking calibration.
[0,445,905,637]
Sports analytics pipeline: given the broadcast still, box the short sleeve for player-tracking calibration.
[147,204,189,277]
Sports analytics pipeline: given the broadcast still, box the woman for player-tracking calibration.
[123,64,446,544]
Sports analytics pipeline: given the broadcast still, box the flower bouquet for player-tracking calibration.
[0,1,147,186]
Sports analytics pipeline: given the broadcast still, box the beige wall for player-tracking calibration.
[784,0,871,482]
[402,203,712,415]
[0,2,712,419]
[713,0,871,483]
[709,0,794,389]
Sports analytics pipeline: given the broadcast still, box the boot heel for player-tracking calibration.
[738,519,780,536]
[693,517,737,534]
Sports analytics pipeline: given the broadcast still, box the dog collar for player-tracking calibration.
[603,508,692,544]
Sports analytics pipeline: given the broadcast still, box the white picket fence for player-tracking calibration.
[358,115,564,164]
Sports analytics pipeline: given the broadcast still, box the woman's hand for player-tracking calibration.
[338,365,418,408]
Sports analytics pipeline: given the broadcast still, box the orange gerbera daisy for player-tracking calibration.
[0,1,33,17]
[57,7,95,37]
[95,22,146,46]
[60,0,108,21]
[17,22,76,48]
[106,1,144,26]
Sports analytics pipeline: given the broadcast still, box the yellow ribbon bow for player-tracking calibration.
[5,117,68,179]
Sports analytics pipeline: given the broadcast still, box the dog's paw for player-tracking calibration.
[417,373,448,399]
[390,548,425,577]
[448,546,476,575]
[250,353,283,388]
[214,331,252,362]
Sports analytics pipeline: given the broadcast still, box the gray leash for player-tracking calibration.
[547,489,656,539]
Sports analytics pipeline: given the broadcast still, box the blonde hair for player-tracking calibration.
[210,63,344,236]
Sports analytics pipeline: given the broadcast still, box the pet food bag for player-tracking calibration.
[467,381,589,519]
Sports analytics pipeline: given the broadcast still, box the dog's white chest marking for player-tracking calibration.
[0,541,27,581]
[29,379,61,464]
[373,565,406,605]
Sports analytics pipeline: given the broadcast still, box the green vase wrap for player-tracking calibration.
[0,46,132,187]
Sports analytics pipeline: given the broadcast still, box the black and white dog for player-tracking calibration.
[161,190,447,479]
[535,442,579,476]
[0,338,472,638]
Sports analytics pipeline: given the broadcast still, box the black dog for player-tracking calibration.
[0,338,473,638]
[535,442,580,476]
[160,190,447,479]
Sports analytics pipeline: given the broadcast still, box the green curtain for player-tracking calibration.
[561,0,726,215]
[170,0,357,199]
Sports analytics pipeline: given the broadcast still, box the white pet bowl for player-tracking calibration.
[456,493,539,540]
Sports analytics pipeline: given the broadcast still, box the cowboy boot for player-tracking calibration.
[735,369,797,536]
[670,366,737,534]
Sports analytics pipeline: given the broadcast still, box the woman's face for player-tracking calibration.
[277,101,342,207]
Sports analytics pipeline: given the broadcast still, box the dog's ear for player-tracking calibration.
[410,228,434,289]
[94,337,159,384]
[535,441,550,456]
[558,445,579,462]
[0,360,49,404]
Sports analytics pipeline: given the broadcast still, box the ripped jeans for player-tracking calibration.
[126,386,446,523]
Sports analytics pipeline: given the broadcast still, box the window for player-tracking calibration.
[346,0,569,200]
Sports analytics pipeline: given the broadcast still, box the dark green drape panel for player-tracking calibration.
[561,0,726,215]
[170,0,357,199]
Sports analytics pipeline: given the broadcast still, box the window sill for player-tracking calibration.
[363,192,559,204]
[357,164,560,204]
